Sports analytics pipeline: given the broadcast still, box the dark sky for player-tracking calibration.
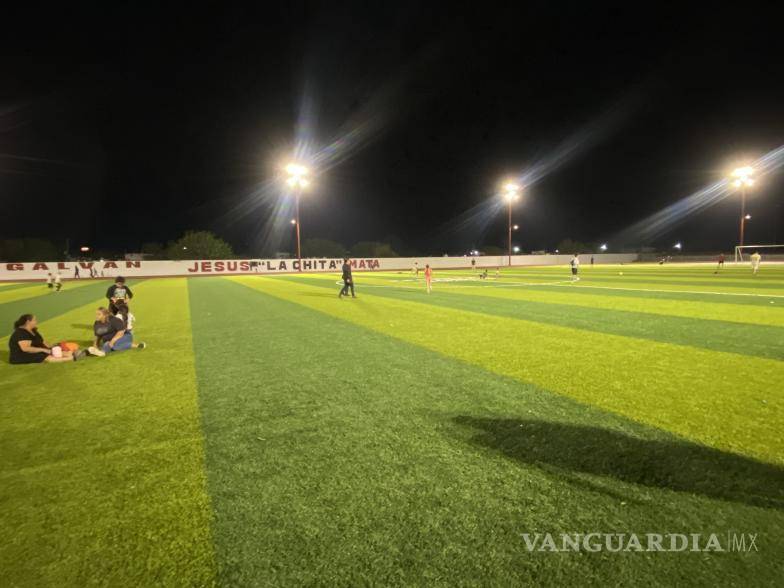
[2,3,783,256]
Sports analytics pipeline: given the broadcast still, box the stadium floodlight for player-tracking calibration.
[673,242,682,250]
[513,246,520,253]
[599,243,608,251]
[285,162,310,261]
[730,165,754,246]
[745,214,752,220]
[79,246,90,252]
[500,181,522,266]
[513,224,519,230]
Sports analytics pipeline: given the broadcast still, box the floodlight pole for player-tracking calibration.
[295,192,302,265]
[739,186,746,247]
[507,201,513,266]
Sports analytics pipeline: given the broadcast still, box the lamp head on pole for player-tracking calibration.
[731,166,754,188]
[501,181,521,203]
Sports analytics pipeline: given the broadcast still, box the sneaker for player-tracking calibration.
[73,349,86,361]
[87,346,106,357]
[137,342,147,349]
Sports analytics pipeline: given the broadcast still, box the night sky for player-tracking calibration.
[2,3,783,256]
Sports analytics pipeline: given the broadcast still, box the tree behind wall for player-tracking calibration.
[350,241,398,257]
[0,239,60,261]
[166,231,235,260]
[301,238,346,258]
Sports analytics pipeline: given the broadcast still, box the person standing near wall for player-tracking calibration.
[339,258,356,298]
[570,254,580,281]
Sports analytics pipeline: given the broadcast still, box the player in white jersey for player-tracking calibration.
[570,254,580,281]
[750,251,761,274]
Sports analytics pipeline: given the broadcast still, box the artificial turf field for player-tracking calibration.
[1,264,783,586]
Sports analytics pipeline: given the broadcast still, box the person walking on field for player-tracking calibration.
[54,272,63,292]
[46,273,54,290]
[339,257,356,298]
[424,264,433,294]
[750,251,762,275]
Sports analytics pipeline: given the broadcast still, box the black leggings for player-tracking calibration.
[340,279,355,297]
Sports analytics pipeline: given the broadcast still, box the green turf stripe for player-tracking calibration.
[0,279,144,335]
[343,273,784,326]
[0,279,216,585]
[279,275,784,360]
[0,278,99,306]
[0,282,39,293]
[232,276,784,465]
[189,277,783,585]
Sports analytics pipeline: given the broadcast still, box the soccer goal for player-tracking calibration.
[734,244,784,263]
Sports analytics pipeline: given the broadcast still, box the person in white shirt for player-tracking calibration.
[54,272,63,292]
[570,254,580,280]
[46,273,54,290]
[750,251,762,274]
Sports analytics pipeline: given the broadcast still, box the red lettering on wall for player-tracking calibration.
[187,262,198,272]
[239,261,250,271]
[104,261,118,269]
[201,262,212,272]
[33,263,49,270]
[214,261,225,272]
[6,263,23,271]
[125,261,141,268]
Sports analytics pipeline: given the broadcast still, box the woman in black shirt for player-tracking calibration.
[8,314,78,364]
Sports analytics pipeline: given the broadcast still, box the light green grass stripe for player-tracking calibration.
[0,279,216,586]
[294,272,784,327]
[231,276,784,466]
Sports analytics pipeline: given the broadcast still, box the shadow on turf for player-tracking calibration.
[454,416,784,510]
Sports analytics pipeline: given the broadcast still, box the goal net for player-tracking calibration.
[734,244,784,263]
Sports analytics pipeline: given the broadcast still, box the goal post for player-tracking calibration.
[734,244,784,263]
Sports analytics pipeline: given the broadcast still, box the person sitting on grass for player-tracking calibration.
[8,314,83,364]
[88,307,145,357]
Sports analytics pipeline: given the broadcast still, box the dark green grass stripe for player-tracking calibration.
[279,276,784,360]
[189,277,783,586]
[0,279,144,332]
[478,281,781,306]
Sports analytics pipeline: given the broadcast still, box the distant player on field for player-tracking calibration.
[424,264,433,293]
[54,272,63,292]
[413,261,419,277]
[717,253,725,270]
[750,251,761,275]
[46,272,54,290]
[339,257,356,298]
[570,254,580,280]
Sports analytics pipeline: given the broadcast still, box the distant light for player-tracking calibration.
[673,242,682,250]
[512,224,519,230]
[555,249,559,253]
[513,246,520,253]
[599,243,608,251]
[79,246,90,252]
[285,162,310,190]
[182,246,188,250]
[744,214,752,220]
[290,219,297,225]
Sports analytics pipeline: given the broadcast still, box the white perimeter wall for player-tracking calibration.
[0,253,639,281]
